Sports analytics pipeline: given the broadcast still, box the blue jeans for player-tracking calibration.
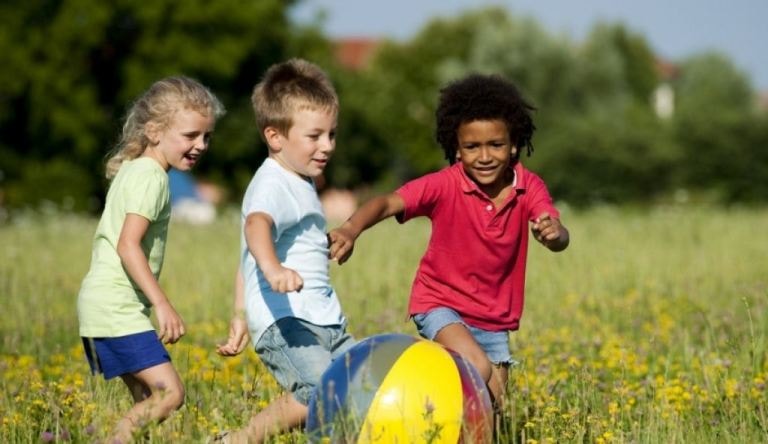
[412,307,515,366]
[254,317,356,405]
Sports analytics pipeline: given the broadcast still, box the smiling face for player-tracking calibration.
[456,119,517,197]
[144,107,216,172]
[266,107,337,179]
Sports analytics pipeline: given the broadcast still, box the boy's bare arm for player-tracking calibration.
[531,213,570,252]
[328,193,405,264]
[244,212,304,293]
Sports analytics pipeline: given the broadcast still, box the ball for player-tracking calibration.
[306,333,493,443]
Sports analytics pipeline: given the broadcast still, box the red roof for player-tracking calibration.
[334,38,380,70]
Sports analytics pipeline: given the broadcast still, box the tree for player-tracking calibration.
[0,0,330,211]
[671,52,757,201]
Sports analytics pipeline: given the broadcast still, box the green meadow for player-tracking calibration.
[1,205,766,443]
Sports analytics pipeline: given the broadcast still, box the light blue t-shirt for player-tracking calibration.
[240,158,345,343]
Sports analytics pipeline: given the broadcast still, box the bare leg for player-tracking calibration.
[109,362,185,443]
[227,393,307,444]
[435,324,493,380]
[488,364,509,408]
[121,373,151,402]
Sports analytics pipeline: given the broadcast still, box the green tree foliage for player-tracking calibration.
[1,4,765,212]
[0,0,332,211]
[670,52,761,201]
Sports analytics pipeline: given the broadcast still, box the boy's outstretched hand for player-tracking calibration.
[531,213,570,252]
[216,316,250,356]
[327,228,355,265]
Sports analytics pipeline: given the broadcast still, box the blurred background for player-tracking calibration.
[1,0,767,220]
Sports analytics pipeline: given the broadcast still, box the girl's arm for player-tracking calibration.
[217,267,250,356]
[117,213,185,344]
[328,193,405,264]
[244,212,303,293]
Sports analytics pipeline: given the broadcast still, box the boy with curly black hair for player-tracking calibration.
[329,73,569,407]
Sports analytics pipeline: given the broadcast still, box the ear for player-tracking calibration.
[145,122,161,145]
[263,126,283,152]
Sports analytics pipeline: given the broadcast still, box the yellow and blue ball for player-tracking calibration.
[306,333,493,443]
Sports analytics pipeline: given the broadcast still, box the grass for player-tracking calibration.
[0,205,766,443]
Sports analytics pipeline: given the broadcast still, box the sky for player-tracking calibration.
[291,0,768,91]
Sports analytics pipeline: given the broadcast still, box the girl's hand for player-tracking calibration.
[155,301,186,344]
[263,265,304,293]
[217,316,250,356]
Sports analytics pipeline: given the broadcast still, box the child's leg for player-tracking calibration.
[226,394,307,444]
[434,323,496,395]
[227,318,353,444]
[110,362,185,443]
[488,364,509,407]
[121,373,151,402]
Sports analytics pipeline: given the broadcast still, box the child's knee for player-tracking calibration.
[168,384,185,410]
[156,382,185,412]
[465,352,493,381]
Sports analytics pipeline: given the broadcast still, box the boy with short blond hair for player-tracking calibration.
[217,58,355,443]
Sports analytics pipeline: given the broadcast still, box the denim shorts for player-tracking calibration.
[82,330,171,380]
[254,317,356,405]
[412,307,514,366]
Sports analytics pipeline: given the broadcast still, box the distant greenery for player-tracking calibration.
[1,3,767,214]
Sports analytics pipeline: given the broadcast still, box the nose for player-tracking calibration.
[196,135,209,151]
[478,146,492,162]
[320,135,335,154]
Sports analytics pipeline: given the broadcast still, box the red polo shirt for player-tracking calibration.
[395,161,559,332]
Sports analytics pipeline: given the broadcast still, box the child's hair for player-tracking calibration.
[105,76,225,179]
[435,74,536,165]
[251,58,338,140]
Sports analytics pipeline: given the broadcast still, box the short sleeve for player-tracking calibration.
[243,177,298,238]
[395,170,446,223]
[122,167,169,222]
[524,173,559,221]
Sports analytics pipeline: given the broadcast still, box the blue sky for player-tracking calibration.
[291,0,768,91]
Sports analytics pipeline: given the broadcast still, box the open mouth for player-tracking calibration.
[474,166,498,176]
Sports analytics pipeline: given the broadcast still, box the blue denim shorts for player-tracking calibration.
[412,307,515,366]
[254,317,356,405]
[82,330,171,380]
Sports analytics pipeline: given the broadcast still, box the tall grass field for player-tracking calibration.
[1,205,766,443]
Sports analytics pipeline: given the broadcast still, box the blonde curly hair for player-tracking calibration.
[105,76,225,179]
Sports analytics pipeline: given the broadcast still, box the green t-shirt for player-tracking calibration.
[78,157,171,337]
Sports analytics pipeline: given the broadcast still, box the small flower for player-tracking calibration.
[40,431,55,442]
